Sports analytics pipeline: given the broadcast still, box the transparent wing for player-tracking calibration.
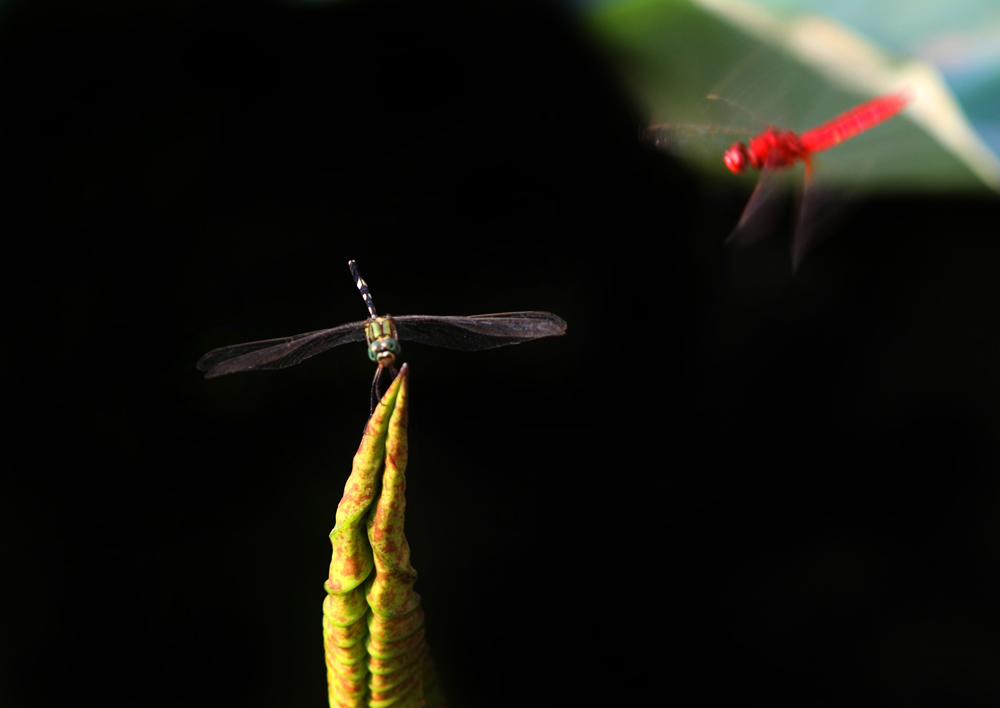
[791,171,858,273]
[196,320,369,378]
[393,311,566,351]
[725,167,788,250]
[643,122,749,147]
[643,122,754,167]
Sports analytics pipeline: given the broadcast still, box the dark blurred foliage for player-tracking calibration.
[2,1,999,707]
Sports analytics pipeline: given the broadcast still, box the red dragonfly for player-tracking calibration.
[648,90,912,269]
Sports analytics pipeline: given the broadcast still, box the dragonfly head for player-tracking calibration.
[723,142,751,174]
[365,316,401,365]
[368,338,399,366]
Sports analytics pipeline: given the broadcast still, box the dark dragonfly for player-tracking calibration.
[197,260,567,409]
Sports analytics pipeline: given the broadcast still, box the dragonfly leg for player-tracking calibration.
[369,364,401,415]
[369,366,381,415]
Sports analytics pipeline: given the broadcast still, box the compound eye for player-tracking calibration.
[723,143,747,174]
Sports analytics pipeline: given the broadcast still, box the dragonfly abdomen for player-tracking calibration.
[799,90,910,153]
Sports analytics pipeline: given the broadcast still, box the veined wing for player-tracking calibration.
[393,311,566,351]
[197,320,369,378]
[643,122,751,150]
[644,121,759,174]
[725,166,788,251]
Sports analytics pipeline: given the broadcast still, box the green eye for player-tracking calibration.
[368,337,399,362]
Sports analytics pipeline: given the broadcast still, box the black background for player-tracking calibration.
[4,1,1000,706]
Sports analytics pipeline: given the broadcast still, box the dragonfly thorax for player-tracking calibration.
[725,128,808,174]
[365,316,400,366]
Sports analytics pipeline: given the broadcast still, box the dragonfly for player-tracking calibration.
[197,260,567,411]
[646,90,912,270]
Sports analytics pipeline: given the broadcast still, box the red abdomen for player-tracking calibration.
[799,91,910,154]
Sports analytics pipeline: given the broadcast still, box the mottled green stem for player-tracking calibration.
[323,365,446,708]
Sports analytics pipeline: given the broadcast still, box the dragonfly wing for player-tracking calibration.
[643,123,741,148]
[643,122,754,166]
[725,167,787,250]
[791,175,856,272]
[197,320,368,378]
[394,311,567,351]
